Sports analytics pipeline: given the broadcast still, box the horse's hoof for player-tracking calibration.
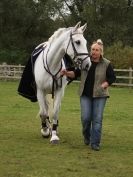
[50,135,59,144]
[50,139,59,144]
[41,128,50,138]
[41,134,50,138]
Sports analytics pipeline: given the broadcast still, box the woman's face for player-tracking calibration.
[90,43,102,60]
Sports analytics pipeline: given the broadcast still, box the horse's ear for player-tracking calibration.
[74,21,81,31]
[80,23,87,33]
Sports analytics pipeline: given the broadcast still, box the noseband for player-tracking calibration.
[66,32,89,68]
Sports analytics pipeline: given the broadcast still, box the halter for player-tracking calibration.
[66,32,90,69]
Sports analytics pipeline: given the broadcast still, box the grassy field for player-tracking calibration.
[0,81,133,177]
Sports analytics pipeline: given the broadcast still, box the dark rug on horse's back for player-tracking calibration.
[17,46,44,102]
[18,46,75,102]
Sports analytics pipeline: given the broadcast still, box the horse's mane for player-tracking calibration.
[48,27,73,43]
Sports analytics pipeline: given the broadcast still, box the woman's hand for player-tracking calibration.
[60,69,75,78]
[101,81,109,89]
[60,69,68,77]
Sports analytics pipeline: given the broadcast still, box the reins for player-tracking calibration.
[42,44,63,99]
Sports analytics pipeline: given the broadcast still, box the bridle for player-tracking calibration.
[66,32,90,69]
[42,30,89,98]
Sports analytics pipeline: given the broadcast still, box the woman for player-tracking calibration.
[61,39,116,151]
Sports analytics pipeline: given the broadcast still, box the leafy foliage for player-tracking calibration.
[105,41,133,68]
[0,0,133,66]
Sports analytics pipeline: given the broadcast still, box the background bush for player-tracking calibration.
[105,41,133,68]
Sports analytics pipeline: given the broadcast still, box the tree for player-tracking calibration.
[0,0,133,64]
[0,0,59,64]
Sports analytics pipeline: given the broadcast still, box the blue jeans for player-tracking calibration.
[80,95,107,146]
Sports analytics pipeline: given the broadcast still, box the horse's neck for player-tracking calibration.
[46,32,69,71]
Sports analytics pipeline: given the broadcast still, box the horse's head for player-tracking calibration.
[66,22,91,71]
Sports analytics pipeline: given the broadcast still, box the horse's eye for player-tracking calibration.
[75,40,80,45]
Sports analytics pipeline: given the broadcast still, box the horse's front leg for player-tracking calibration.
[50,88,65,144]
[37,88,51,138]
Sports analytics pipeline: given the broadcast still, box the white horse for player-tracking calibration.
[34,22,91,144]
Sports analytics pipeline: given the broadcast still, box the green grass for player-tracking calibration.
[0,81,133,177]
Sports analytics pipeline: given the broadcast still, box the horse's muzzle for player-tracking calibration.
[82,58,91,71]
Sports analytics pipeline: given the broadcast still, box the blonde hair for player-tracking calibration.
[91,39,104,56]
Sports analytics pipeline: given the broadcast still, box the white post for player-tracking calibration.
[129,67,132,86]
[3,62,7,81]
[18,64,21,78]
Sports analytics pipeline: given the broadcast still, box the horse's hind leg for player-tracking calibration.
[37,89,51,137]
